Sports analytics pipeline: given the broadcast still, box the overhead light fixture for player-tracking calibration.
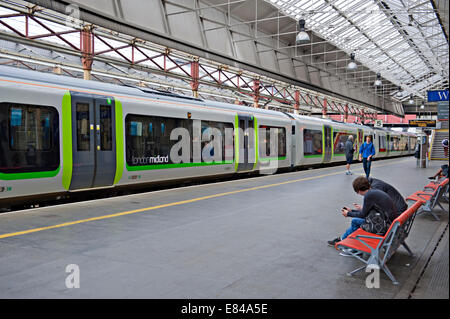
[347,52,357,71]
[396,86,403,98]
[420,102,425,109]
[296,19,310,45]
[374,73,382,86]
[408,94,414,104]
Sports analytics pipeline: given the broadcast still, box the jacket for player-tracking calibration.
[359,142,375,158]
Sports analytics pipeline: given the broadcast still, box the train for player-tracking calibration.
[0,65,417,209]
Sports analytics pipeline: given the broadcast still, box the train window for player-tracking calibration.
[126,114,193,166]
[303,129,322,156]
[201,120,234,162]
[379,135,387,152]
[100,105,112,151]
[76,103,90,151]
[389,136,400,151]
[259,126,286,158]
[409,137,415,151]
[0,103,59,174]
[333,132,356,155]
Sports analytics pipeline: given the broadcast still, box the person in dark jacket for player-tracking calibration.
[359,135,376,178]
[368,177,407,214]
[327,177,397,249]
[345,135,355,175]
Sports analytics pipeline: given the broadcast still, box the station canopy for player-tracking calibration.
[268,0,449,100]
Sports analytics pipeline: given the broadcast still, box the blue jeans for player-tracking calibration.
[362,157,372,178]
[342,217,365,240]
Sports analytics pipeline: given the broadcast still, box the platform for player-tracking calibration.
[0,157,448,298]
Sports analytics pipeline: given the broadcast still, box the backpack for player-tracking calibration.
[360,204,391,236]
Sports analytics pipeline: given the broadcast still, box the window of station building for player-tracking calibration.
[201,120,234,162]
[303,129,322,156]
[125,114,193,166]
[259,125,286,158]
[0,103,59,174]
[333,132,356,155]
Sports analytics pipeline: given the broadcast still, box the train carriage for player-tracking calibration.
[0,65,415,208]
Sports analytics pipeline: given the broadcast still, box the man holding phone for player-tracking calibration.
[327,177,397,250]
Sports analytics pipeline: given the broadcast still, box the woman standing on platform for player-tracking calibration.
[359,135,376,178]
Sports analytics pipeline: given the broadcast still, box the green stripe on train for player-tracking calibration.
[114,99,124,185]
[62,92,73,190]
[0,167,60,181]
[126,161,234,171]
[253,116,258,170]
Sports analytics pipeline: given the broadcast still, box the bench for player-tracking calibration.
[335,201,422,285]
[406,178,449,220]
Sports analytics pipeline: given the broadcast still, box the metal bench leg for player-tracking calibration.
[437,201,448,213]
[346,265,366,277]
[402,242,414,257]
[382,264,399,285]
[430,210,441,221]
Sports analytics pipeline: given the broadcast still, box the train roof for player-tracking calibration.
[0,65,415,136]
[0,65,289,119]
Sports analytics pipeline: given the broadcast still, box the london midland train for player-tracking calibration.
[0,65,416,208]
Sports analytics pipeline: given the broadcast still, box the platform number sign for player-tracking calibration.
[374,120,383,128]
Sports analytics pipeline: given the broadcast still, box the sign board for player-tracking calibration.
[427,90,449,102]
[409,120,436,127]
[374,120,383,128]
[437,101,449,120]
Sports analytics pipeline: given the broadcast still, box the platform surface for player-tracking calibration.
[0,157,448,298]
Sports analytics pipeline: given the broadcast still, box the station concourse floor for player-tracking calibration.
[0,157,448,299]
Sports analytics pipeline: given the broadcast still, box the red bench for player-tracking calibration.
[406,178,449,220]
[335,201,422,285]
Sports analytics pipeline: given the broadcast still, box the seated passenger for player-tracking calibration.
[367,177,407,215]
[428,164,449,180]
[327,176,397,251]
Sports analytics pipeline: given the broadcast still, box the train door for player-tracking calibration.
[70,93,116,190]
[236,115,255,172]
[323,125,332,163]
[291,124,296,166]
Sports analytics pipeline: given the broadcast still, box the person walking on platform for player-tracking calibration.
[359,135,375,178]
[345,135,355,175]
[327,177,398,252]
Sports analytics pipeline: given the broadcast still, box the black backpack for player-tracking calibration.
[361,205,391,236]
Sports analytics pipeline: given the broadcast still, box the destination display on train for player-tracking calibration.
[408,120,436,127]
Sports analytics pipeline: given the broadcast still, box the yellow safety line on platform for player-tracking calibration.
[0,158,410,239]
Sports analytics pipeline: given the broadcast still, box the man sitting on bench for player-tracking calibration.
[328,177,399,254]
[428,164,449,180]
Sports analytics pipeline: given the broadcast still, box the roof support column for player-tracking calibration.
[344,103,349,123]
[80,26,94,80]
[322,98,327,119]
[294,90,300,115]
[253,78,260,108]
[190,59,200,98]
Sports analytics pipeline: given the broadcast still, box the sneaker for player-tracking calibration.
[348,171,353,175]
[428,176,436,180]
[327,237,341,247]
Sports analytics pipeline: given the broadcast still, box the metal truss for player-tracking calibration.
[0,0,381,122]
